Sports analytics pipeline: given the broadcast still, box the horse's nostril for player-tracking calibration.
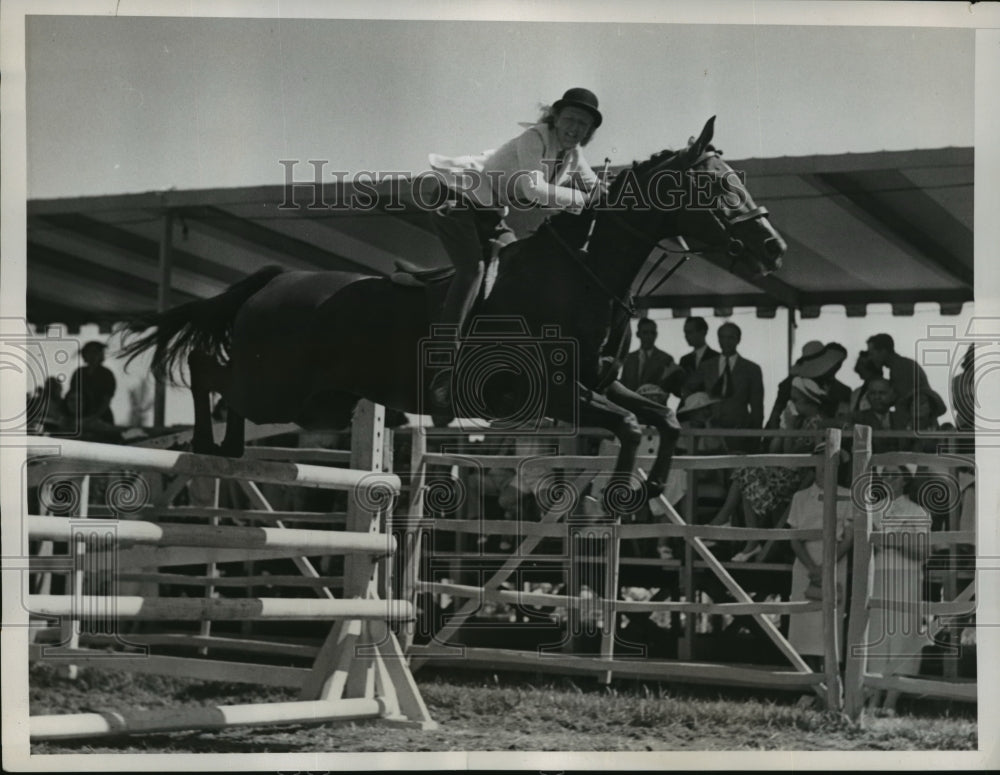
[764,237,786,260]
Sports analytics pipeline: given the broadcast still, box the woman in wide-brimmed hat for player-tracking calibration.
[426,88,607,410]
[719,376,838,562]
[765,342,851,429]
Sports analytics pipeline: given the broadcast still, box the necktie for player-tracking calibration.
[639,350,647,379]
[550,150,566,183]
[711,357,732,399]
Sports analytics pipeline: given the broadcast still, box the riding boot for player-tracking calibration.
[428,195,501,414]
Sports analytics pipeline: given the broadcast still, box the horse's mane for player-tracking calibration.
[493,141,720,283]
[607,147,679,199]
[604,142,721,200]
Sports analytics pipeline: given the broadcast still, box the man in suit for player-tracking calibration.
[620,318,677,393]
[678,316,719,375]
[687,321,764,452]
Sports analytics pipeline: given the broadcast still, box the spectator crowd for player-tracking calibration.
[620,316,969,450]
[618,316,975,565]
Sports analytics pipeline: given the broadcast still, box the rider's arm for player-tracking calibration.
[512,129,590,213]
[570,152,600,193]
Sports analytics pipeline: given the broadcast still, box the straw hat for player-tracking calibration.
[677,391,719,417]
[900,387,947,419]
[791,342,847,379]
[636,383,668,404]
[791,376,828,404]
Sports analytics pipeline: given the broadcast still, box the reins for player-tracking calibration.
[542,219,637,318]
[540,148,772,325]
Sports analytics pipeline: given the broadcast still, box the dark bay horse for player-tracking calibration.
[120,117,786,510]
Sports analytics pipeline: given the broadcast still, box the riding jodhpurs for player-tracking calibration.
[430,192,509,342]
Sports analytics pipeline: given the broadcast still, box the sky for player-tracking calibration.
[24,17,973,199]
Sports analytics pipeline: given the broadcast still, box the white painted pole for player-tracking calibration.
[31,698,385,740]
[28,515,395,557]
[19,436,400,494]
[29,595,414,621]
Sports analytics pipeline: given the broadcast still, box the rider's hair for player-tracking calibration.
[537,104,597,147]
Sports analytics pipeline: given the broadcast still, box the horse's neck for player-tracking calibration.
[483,231,593,324]
[588,209,666,296]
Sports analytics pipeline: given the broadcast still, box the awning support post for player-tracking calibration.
[786,306,797,371]
[154,210,173,427]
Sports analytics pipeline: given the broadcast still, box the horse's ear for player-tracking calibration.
[677,116,716,168]
[692,116,716,155]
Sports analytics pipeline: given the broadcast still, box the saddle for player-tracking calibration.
[389,258,455,287]
[389,231,517,288]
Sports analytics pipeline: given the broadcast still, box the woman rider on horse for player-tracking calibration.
[427,87,607,410]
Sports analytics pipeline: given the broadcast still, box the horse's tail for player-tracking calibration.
[117,265,285,383]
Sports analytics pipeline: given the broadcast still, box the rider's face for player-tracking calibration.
[553,107,594,150]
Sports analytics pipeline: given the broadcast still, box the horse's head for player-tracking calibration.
[675,117,786,275]
[602,117,787,279]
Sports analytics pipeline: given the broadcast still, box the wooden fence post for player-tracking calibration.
[844,424,874,718]
[402,427,428,652]
[820,427,842,710]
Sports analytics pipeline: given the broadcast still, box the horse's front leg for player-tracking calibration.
[603,380,681,499]
[577,386,646,515]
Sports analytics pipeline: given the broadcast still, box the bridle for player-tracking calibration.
[621,151,771,262]
[541,149,773,327]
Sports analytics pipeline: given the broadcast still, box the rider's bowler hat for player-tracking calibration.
[553,88,603,128]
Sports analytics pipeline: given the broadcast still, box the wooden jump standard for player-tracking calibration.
[24,401,436,740]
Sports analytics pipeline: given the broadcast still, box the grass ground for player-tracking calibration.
[27,663,977,754]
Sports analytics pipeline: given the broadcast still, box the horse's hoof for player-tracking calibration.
[644,480,665,501]
[191,441,220,456]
